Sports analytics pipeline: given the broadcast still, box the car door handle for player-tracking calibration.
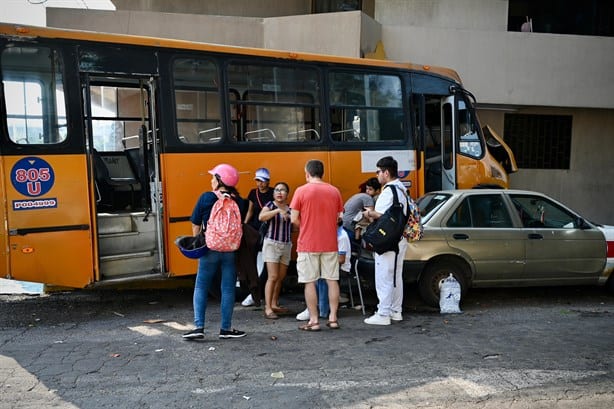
[452,233,469,240]
[528,233,543,240]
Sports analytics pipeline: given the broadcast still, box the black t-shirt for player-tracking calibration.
[247,188,274,229]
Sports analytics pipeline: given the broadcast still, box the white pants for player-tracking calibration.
[373,238,408,317]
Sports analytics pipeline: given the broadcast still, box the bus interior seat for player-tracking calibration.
[93,150,141,209]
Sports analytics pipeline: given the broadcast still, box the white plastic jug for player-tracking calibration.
[439,273,462,314]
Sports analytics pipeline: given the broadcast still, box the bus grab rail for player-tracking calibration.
[244,128,276,141]
[287,128,320,141]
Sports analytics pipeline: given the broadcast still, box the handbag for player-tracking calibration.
[362,185,408,255]
[258,220,269,248]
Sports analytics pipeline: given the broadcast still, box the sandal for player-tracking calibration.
[326,321,340,330]
[299,322,320,332]
[264,311,279,320]
[272,306,289,314]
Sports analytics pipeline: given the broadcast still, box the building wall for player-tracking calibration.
[479,107,614,224]
[263,12,362,57]
[111,0,311,17]
[47,9,265,47]
[374,0,509,31]
[47,9,371,57]
[381,25,614,109]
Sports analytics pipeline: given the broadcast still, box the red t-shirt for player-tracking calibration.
[290,182,343,252]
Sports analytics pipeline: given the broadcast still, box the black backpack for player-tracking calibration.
[362,185,408,255]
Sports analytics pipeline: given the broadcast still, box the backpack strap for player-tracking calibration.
[385,184,406,288]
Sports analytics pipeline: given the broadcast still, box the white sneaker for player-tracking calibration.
[391,311,403,322]
[241,294,255,307]
[364,313,391,326]
[295,308,310,321]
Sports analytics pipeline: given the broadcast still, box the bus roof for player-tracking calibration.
[0,22,462,84]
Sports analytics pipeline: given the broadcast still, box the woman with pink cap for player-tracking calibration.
[183,164,247,340]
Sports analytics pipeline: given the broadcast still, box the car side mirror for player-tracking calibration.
[575,217,591,230]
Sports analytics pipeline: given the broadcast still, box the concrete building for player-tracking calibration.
[43,0,614,223]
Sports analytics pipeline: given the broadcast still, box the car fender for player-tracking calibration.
[405,228,477,284]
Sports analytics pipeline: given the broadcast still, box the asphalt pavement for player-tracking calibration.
[1,285,613,408]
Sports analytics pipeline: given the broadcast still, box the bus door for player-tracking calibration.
[440,96,456,190]
[421,94,456,193]
[82,74,164,283]
[0,42,95,288]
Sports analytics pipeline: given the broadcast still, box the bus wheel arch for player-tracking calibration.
[418,256,471,308]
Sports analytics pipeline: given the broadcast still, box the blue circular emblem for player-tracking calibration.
[397,170,410,179]
[10,157,55,197]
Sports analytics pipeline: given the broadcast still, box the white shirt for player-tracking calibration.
[337,227,352,272]
[374,179,408,216]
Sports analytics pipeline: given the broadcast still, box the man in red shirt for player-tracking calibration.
[290,159,344,331]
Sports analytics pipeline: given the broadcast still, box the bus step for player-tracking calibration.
[97,211,156,235]
[99,230,156,256]
[100,251,159,278]
[100,251,153,261]
[97,213,134,234]
[95,272,166,287]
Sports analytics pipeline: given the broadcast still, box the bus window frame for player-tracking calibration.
[0,40,83,156]
[225,58,322,145]
[455,94,485,161]
[170,55,224,146]
[86,78,151,153]
[328,68,409,147]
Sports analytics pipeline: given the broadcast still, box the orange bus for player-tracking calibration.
[0,23,516,289]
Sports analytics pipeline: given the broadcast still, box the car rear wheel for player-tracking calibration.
[418,260,467,308]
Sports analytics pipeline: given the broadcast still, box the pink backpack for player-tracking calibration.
[205,191,243,252]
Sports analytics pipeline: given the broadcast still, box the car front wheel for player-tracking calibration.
[418,260,467,308]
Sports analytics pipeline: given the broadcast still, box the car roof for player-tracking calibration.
[425,189,547,196]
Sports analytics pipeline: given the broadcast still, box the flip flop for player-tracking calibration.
[264,311,279,320]
[299,322,320,332]
[326,321,340,329]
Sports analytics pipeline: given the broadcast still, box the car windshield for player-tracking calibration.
[416,192,451,223]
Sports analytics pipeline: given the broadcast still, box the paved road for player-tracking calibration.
[1,285,613,408]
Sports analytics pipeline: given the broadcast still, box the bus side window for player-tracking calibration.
[1,46,68,145]
[329,71,404,143]
[172,58,223,144]
[230,63,321,144]
[458,98,483,158]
